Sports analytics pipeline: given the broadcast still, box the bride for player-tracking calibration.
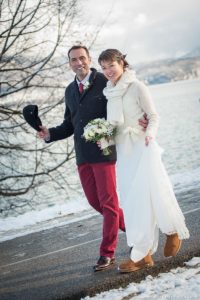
[98,49,189,273]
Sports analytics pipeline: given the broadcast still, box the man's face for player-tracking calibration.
[69,48,91,81]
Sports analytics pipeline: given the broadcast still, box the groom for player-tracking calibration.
[38,45,148,271]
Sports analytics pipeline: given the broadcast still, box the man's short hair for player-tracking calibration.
[68,45,90,59]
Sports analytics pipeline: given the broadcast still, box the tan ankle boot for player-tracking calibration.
[118,253,154,273]
[164,233,182,257]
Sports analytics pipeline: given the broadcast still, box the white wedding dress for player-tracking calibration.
[103,69,189,262]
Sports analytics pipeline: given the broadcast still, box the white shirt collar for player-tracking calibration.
[76,71,91,86]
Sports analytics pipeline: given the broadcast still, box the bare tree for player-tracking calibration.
[0,0,88,216]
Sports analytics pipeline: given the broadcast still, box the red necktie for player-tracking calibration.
[79,82,84,93]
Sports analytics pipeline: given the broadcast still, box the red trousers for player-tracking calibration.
[78,161,125,258]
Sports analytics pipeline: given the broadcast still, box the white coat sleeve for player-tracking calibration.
[137,81,159,138]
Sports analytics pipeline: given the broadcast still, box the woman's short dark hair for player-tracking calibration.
[98,49,129,68]
[68,45,90,59]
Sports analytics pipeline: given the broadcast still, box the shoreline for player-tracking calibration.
[0,184,199,243]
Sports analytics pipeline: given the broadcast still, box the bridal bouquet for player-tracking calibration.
[83,118,116,155]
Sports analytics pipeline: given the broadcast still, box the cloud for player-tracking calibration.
[82,0,200,63]
[134,13,147,27]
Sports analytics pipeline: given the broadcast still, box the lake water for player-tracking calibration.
[151,78,200,175]
[1,79,200,223]
[149,79,200,208]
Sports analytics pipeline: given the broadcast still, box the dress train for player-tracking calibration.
[116,138,189,262]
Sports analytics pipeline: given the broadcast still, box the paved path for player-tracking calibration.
[0,205,199,300]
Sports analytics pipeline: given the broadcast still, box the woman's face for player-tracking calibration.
[100,60,124,85]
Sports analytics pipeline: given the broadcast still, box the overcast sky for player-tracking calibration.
[82,0,200,64]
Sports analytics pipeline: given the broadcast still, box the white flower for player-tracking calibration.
[84,132,89,139]
[82,118,117,155]
[83,81,90,91]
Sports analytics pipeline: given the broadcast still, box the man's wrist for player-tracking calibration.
[44,132,51,142]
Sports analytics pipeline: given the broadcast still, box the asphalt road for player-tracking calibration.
[0,203,199,300]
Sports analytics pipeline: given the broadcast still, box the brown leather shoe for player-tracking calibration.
[119,253,154,273]
[164,233,182,257]
[93,256,115,272]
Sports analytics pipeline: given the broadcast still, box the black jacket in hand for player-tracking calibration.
[48,68,117,165]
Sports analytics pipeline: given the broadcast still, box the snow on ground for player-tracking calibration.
[0,167,200,243]
[82,257,200,300]
[0,197,96,242]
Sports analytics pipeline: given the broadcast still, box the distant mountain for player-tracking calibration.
[135,49,200,85]
[182,47,200,59]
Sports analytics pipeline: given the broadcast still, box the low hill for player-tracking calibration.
[135,56,200,85]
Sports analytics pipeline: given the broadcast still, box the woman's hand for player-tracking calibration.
[145,136,153,146]
[138,113,149,132]
[97,138,115,149]
[97,138,109,149]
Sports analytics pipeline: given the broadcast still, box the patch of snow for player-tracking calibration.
[82,257,200,300]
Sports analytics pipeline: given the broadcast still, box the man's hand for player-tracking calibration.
[37,125,50,141]
[138,113,148,132]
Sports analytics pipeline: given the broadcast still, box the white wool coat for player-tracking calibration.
[103,69,159,143]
